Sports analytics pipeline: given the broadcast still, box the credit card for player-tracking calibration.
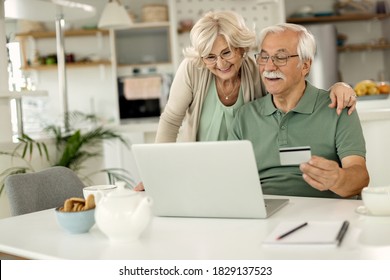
[279,146,311,165]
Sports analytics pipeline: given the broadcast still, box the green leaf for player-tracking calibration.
[42,143,50,161]
[29,141,33,160]
[21,142,28,158]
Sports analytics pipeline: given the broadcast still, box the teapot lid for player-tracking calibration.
[106,181,137,198]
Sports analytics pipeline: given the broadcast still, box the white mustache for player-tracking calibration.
[263,71,286,80]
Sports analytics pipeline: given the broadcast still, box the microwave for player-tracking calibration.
[117,75,162,119]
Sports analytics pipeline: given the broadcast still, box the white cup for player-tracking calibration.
[361,186,390,216]
[83,185,117,200]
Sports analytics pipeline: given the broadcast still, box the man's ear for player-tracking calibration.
[302,59,311,77]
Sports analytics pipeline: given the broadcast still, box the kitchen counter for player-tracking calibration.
[358,107,390,121]
[355,97,390,188]
[356,95,390,121]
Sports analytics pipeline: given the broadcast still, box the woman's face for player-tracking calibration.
[203,35,244,81]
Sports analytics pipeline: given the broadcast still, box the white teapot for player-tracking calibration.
[95,181,153,242]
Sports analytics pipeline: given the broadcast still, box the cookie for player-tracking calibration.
[85,194,96,210]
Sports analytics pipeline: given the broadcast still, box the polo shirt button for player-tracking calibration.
[281,126,286,129]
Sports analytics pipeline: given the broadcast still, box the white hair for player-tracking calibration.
[258,23,317,63]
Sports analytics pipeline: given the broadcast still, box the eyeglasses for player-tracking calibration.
[203,49,236,65]
[254,53,299,66]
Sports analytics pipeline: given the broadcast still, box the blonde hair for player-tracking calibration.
[183,10,256,67]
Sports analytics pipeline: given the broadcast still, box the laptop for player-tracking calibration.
[132,140,289,219]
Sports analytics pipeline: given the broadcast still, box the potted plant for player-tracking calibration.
[0,111,135,195]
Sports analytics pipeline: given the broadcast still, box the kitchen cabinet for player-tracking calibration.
[111,0,175,76]
[114,22,172,67]
[111,1,174,121]
[113,21,175,81]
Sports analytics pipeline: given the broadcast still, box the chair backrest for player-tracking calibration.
[5,166,85,216]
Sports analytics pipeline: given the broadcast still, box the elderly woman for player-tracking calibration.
[155,10,357,143]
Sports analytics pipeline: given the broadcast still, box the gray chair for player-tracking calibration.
[5,166,85,216]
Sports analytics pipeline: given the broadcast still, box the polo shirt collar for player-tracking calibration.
[263,81,318,116]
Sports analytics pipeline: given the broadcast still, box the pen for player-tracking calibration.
[336,220,349,246]
[276,222,308,240]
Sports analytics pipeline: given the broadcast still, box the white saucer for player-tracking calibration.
[355,205,390,217]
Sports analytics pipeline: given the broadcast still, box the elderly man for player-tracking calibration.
[229,23,369,198]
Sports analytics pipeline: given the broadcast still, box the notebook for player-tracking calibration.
[131,140,289,219]
[262,220,349,247]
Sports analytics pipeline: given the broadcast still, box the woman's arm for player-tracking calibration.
[155,60,195,142]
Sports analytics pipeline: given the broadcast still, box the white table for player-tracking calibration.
[0,196,390,260]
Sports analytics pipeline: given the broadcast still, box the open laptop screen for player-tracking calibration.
[132,140,288,218]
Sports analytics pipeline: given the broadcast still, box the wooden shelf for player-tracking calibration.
[15,23,170,39]
[112,21,170,33]
[287,13,390,23]
[117,62,172,68]
[338,43,390,52]
[0,90,48,99]
[16,29,111,71]
[127,21,170,29]
[22,60,111,71]
[15,29,109,39]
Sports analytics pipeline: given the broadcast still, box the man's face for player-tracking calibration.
[258,30,310,97]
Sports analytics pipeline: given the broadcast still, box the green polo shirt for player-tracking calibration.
[229,82,366,198]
